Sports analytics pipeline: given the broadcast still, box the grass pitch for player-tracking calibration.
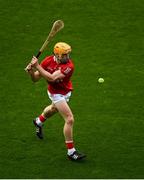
[0,0,144,178]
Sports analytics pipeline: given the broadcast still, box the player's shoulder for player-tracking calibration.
[40,55,54,66]
[61,59,74,75]
[68,59,74,68]
[43,55,54,62]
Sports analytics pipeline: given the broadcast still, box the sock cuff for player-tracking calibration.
[39,115,46,122]
[65,141,74,149]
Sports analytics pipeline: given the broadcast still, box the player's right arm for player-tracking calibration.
[26,63,41,82]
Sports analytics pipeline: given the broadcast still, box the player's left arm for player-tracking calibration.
[30,56,65,82]
[37,67,65,82]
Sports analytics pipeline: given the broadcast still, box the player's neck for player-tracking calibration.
[54,56,60,64]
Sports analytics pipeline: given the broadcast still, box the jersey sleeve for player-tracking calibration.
[40,56,51,70]
[61,63,74,77]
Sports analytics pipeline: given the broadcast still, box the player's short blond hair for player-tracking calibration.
[54,42,71,55]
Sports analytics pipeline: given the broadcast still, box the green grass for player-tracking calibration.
[1,0,144,178]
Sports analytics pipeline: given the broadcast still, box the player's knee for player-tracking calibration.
[66,114,74,125]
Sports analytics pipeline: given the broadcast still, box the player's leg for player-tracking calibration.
[54,100,86,160]
[33,103,57,139]
[35,103,58,126]
[55,100,74,141]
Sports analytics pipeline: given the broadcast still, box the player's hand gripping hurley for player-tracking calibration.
[25,20,64,71]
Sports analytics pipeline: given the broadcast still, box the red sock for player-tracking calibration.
[39,115,46,122]
[65,141,74,149]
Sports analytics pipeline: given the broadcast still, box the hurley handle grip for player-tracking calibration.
[25,51,41,71]
[36,51,42,58]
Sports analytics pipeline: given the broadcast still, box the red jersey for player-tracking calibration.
[40,55,74,95]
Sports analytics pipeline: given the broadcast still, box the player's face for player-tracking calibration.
[55,54,69,64]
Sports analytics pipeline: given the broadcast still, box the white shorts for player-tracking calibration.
[47,91,72,104]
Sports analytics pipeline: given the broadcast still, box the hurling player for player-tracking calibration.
[26,42,86,161]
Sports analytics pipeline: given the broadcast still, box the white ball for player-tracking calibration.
[98,78,104,83]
